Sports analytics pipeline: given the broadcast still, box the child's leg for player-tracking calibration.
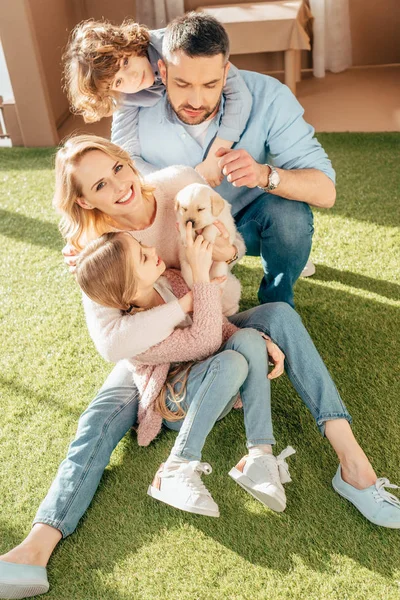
[165,349,250,460]
[148,350,249,517]
[220,328,276,449]
[222,329,295,512]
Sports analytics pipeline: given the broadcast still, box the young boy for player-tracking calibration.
[63,18,252,187]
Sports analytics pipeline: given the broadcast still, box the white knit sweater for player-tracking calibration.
[83,165,245,363]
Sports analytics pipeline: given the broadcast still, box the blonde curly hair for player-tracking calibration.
[63,19,150,123]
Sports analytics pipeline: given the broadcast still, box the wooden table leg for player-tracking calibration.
[295,50,302,82]
[284,49,296,95]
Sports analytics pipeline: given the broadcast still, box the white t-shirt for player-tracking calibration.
[173,112,215,147]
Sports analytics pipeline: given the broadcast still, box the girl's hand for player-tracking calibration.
[185,222,213,283]
[266,338,285,380]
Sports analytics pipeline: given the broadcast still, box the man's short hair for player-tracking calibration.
[162,12,230,63]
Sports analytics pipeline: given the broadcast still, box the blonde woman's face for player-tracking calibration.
[124,235,166,292]
[111,54,155,94]
[75,150,142,217]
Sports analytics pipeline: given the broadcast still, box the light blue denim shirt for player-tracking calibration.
[134,70,336,216]
[111,29,252,160]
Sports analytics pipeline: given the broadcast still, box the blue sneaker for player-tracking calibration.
[332,466,400,528]
[0,561,49,599]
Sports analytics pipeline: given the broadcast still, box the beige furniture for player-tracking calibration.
[197,1,313,95]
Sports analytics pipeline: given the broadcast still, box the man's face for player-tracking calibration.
[158,52,230,125]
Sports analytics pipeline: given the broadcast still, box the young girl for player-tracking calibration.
[63,18,253,187]
[75,226,295,517]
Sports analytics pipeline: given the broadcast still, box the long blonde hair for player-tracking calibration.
[63,19,150,123]
[76,231,190,422]
[53,134,154,251]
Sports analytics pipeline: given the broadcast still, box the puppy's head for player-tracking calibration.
[174,183,225,231]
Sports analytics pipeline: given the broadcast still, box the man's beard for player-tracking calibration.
[166,90,221,126]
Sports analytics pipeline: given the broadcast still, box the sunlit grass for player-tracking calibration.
[0,134,399,599]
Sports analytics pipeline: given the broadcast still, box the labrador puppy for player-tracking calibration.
[175,183,241,316]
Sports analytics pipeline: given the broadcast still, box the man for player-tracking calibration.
[112,12,336,307]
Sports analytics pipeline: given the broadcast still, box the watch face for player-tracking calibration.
[270,170,280,187]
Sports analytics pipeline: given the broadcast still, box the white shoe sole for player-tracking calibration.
[300,262,316,277]
[147,485,220,517]
[229,467,286,513]
[0,582,49,599]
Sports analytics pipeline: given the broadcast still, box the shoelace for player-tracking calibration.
[173,461,213,496]
[275,446,296,484]
[373,478,400,508]
[256,454,282,485]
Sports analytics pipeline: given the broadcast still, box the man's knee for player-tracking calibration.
[263,197,314,246]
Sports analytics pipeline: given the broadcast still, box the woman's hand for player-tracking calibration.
[185,222,213,283]
[178,291,193,314]
[266,338,285,380]
[211,221,237,263]
[62,243,80,274]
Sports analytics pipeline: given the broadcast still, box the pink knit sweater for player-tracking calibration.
[131,269,239,446]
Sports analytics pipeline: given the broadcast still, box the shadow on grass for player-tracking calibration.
[0,375,83,421]
[27,278,398,599]
[312,264,400,301]
[0,209,62,251]
[0,148,55,171]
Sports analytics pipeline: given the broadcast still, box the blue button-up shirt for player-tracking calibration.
[136,70,335,216]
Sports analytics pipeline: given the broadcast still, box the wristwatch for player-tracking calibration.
[258,164,280,192]
[226,245,239,265]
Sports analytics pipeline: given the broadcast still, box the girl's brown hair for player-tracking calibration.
[76,231,190,422]
[53,134,154,251]
[63,19,150,123]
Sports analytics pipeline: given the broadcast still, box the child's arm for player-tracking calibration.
[196,64,253,187]
[82,292,192,363]
[111,95,160,176]
[133,282,224,365]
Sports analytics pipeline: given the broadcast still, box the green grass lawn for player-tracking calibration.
[0,133,399,600]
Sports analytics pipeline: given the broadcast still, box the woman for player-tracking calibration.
[1,135,398,600]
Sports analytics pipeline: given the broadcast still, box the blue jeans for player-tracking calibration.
[33,302,350,538]
[235,193,314,307]
[164,329,276,461]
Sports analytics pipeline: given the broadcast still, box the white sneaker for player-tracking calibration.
[229,446,296,512]
[147,461,220,517]
[300,260,316,277]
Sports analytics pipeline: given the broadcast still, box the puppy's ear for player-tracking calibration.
[210,192,225,217]
[174,196,180,212]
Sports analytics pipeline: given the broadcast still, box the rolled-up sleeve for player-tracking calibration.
[266,85,336,184]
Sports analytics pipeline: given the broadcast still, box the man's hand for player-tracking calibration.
[216,147,269,189]
[211,221,236,262]
[62,243,80,274]
[265,338,285,380]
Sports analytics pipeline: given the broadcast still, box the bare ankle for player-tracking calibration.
[0,542,45,567]
[340,462,377,490]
